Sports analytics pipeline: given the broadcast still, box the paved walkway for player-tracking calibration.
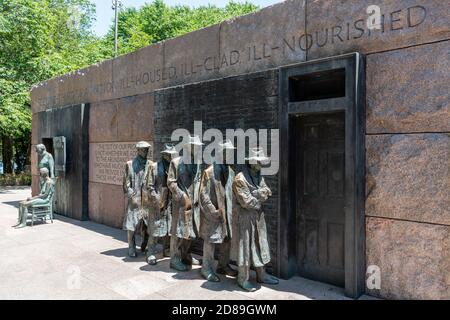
[0,187,374,300]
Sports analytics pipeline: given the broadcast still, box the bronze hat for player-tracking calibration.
[185,135,204,146]
[161,144,178,154]
[245,147,270,163]
[136,141,151,149]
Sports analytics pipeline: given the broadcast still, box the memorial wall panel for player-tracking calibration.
[88,93,154,227]
[306,0,450,60]
[366,40,450,134]
[89,182,126,228]
[366,133,450,226]
[89,142,153,186]
[366,217,450,299]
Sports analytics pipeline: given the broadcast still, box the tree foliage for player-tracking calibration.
[0,0,111,173]
[0,0,110,138]
[105,0,259,55]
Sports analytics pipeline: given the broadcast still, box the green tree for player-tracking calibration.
[105,0,259,55]
[0,0,109,173]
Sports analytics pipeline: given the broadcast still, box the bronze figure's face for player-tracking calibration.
[39,167,49,178]
[162,153,172,163]
[35,144,45,156]
[249,162,262,173]
[137,147,149,159]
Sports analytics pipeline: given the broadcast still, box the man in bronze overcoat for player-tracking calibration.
[123,141,152,258]
[167,136,204,271]
[199,140,238,282]
[145,144,178,265]
[232,147,279,291]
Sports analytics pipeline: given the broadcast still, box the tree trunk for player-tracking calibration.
[1,135,14,174]
[14,137,30,173]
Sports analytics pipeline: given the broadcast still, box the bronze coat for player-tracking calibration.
[231,167,272,267]
[167,157,203,239]
[199,164,235,244]
[145,159,172,237]
[122,157,151,231]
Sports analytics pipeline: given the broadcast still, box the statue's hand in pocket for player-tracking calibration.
[183,194,192,211]
[130,196,139,209]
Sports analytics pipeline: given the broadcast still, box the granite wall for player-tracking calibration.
[88,93,154,228]
[30,0,450,299]
[364,40,450,299]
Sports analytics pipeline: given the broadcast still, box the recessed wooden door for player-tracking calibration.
[295,112,346,287]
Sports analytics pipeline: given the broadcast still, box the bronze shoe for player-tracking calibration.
[239,280,257,292]
[201,271,221,282]
[183,256,202,266]
[170,258,189,272]
[128,246,137,258]
[147,255,157,265]
[216,265,238,277]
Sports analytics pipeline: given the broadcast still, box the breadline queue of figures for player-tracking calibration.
[123,138,279,292]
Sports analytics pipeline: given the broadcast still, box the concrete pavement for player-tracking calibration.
[0,187,374,300]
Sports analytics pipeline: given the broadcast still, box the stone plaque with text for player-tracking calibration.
[89,142,153,185]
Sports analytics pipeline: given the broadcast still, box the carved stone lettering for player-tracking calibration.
[89,142,153,185]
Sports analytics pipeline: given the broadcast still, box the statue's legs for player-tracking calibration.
[14,198,49,229]
[169,235,189,271]
[127,230,137,258]
[146,235,157,265]
[140,222,149,253]
[13,204,24,227]
[181,239,202,266]
[237,265,257,292]
[201,242,220,282]
[14,203,28,228]
[162,235,170,257]
[216,238,238,277]
[180,239,192,265]
[256,267,279,285]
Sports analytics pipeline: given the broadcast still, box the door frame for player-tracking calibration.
[277,53,365,298]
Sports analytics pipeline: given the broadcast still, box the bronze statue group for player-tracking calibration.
[14,140,278,292]
[124,138,279,292]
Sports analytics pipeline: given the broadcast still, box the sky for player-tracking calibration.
[91,0,283,36]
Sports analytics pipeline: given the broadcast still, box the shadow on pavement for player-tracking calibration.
[101,247,148,263]
[1,200,22,209]
[54,214,128,243]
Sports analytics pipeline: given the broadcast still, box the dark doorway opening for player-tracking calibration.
[279,53,365,298]
[289,68,346,102]
[42,138,54,157]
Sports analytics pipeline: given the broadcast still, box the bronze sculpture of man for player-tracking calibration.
[199,139,238,282]
[145,144,178,265]
[35,144,55,181]
[232,147,279,291]
[167,135,204,271]
[123,141,152,258]
[14,167,54,228]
